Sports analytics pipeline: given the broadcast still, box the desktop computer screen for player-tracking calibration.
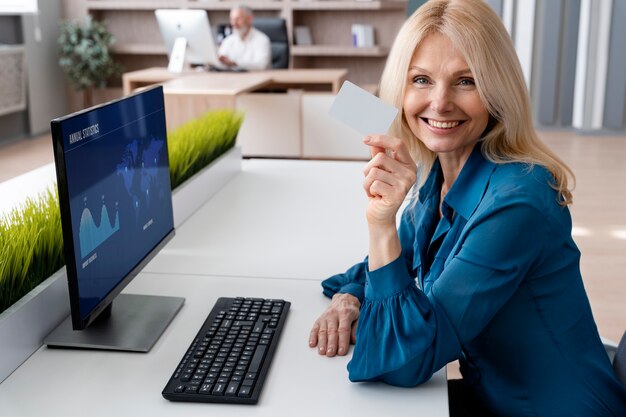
[155,9,221,70]
[47,86,182,351]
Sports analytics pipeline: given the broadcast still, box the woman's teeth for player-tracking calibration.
[427,119,460,129]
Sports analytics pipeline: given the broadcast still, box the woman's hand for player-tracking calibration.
[362,135,417,227]
[363,135,416,270]
[309,293,360,357]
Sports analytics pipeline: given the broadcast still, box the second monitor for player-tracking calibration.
[155,9,221,72]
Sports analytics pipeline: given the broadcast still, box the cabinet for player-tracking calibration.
[0,45,26,117]
[82,0,408,86]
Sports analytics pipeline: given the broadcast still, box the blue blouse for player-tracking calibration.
[322,145,626,416]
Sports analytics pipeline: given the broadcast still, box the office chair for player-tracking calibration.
[253,17,289,69]
[613,330,626,387]
[604,330,626,388]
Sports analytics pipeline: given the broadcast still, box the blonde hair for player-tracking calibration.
[380,0,574,205]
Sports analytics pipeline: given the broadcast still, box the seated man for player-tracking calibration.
[218,5,271,71]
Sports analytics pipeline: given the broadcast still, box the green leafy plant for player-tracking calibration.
[0,109,242,314]
[58,16,123,108]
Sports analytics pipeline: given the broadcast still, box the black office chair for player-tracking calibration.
[253,17,289,69]
[613,330,626,387]
[604,330,626,388]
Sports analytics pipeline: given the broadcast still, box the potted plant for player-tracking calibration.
[58,16,123,109]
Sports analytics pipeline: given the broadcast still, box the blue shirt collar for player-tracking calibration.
[418,159,442,204]
[444,144,497,220]
[417,144,496,221]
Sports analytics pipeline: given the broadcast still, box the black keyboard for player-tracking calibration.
[162,297,290,404]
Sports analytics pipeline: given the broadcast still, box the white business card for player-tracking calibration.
[328,81,399,136]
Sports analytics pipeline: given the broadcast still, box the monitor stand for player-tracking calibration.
[44,294,184,352]
[167,37,187,73]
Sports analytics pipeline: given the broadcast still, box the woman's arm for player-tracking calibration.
[310,134,417,357]
[361,135,417,270]
[350,199,547,386]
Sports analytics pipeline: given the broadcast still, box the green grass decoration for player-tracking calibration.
[0,109,242,314]
[168,109,243,189]
[0,188,65,313]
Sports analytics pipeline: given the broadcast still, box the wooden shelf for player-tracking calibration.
[111,43,167,55]
[86,1,181,10]
[291,45,389,57]
[187,1,285,11]
[290,0,407,11]
[87,0,405,11]
[87,0,284,11]
[84,0,406,85]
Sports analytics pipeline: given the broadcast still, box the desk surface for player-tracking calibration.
[0,273,448,417]
[123,67,348,95]
[0,159,448,416]
[162,72,271,95]
[144,159,370,280]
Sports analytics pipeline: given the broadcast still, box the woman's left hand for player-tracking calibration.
[363,135,417,227]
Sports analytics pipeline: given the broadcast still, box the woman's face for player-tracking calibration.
[403,32,489,162]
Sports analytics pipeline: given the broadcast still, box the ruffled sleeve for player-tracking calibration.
[321,205,419,303]
[321,260,368,303]
[347,257,461,386]
[347,198,548,387]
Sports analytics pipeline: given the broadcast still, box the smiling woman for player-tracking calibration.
[309,0,626,416]
[380,0,574,206]
[403,32,489,173]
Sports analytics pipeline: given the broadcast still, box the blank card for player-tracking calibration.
[328,81,398,136]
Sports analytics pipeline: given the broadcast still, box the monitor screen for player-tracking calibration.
[155,9,220,67]
[51,86,175,331]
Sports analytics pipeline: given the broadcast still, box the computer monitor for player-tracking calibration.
[155,9,220,72]
[45,86,184,352]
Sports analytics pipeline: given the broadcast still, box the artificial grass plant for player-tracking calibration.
[0,108,243,314]
[0,188,65,313]
[168,109,243,189]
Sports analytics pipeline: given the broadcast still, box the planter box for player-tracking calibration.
[0,146,241,383]
[0,267,69,383]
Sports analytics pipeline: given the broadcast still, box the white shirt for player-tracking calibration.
[218,27,271,71]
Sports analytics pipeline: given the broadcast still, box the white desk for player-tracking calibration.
[0,159,449,416]
[0,274,448,416]
[144,159,371,280]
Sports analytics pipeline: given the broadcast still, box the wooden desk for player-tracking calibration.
[161,72,271,130]
[257,68,348,93]
[123,67,180,96]
[123,67,362,159]
[122,67,348,96]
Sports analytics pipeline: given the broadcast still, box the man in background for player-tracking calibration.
[218,5,271,71]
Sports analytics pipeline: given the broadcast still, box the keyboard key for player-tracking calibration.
[212,383,226,395]
[248,345,267,373]
[226,382,240,396]
[238,386,252,397]
[199,384,213,394]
